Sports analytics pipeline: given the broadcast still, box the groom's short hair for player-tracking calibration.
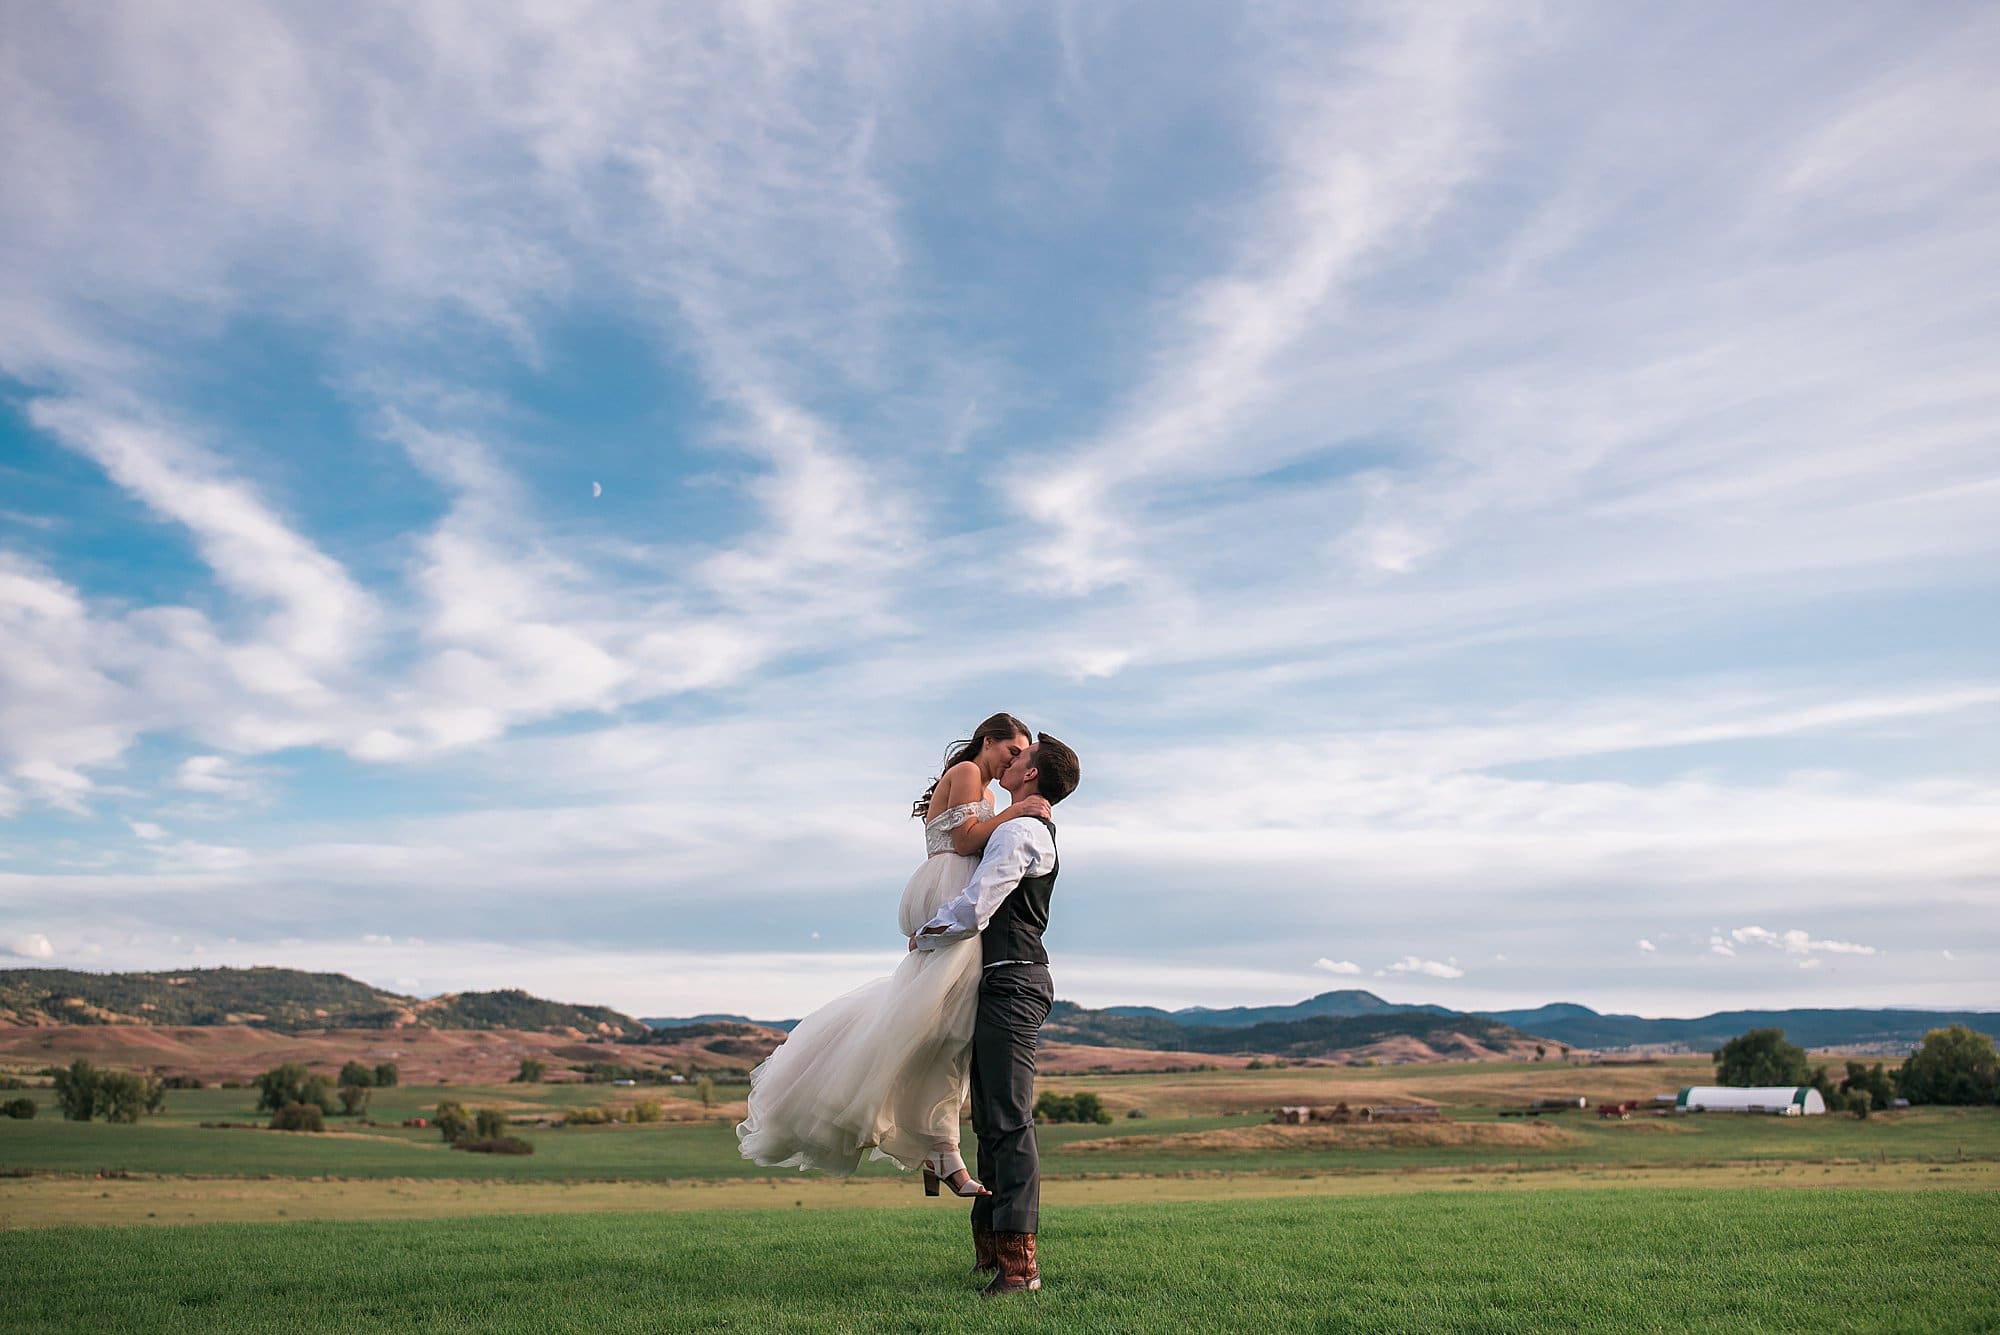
[1032,734,1080,805]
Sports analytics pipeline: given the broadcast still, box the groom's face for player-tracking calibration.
[1001,743,1038,792]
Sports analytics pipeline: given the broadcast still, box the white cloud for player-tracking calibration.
[129,822,166,840]
[1314,958,1362,976]
[6,932,55,959]
[174,756,261,800]
[1382,955,1465,980]
[1637,939,1656,953]
[1729,925,1879,958]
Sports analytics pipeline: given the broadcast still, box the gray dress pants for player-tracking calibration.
[969,962,1054,1234]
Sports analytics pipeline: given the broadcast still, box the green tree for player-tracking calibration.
[338,1084,371,1116]
[373,1062,400,1087]
[53,1059,100,1121]
[96,1071,149,1123]
[1713,1028,1810,1087]
[143,1075,168,1115]
[1070,1091,1113,1125]
[338,1061,377,1089]
[434,1100,472,1144]
[1034,1091,1078,1123]
[1898,1025,1999,1105]
[1842,1061,1897,1111]
[254,1062,310,1113]
[513,1057,546,1084]
[3,1097,36,1119]
[474,1107,508,1140]
[1534,1045,1545,1062]
[695,1076,715,1108]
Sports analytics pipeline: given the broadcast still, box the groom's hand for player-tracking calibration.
[1009,796,1052,821]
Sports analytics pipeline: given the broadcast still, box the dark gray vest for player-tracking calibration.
[982,817,1058,968]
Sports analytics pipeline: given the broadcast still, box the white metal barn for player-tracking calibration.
[1675,1086,1827,1115]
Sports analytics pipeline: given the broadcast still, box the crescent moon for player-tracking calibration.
[591,481,602,498]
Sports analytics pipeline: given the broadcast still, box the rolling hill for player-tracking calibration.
[0,967,649,1038]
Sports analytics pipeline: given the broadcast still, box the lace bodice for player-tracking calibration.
[923,798,993,857]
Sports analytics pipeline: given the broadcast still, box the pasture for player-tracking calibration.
[5,1057,1994,1329]
[6,1190,1995,1332]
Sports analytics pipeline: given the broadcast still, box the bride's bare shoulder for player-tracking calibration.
[935,761,985,809]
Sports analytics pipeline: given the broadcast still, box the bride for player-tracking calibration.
[736,712,1051,1195]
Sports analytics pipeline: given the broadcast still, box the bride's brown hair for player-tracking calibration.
[912,712,1031,818]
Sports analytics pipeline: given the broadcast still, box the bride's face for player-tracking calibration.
[998,742,1037,790]
[981,733,1031,781]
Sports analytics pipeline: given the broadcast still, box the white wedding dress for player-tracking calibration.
[735,799,990,1174]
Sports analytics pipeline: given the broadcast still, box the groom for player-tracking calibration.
[913,732,1081,1296]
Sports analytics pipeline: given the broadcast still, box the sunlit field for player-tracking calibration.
[6,1059,1995,1330]
[7,1190,1995,1333]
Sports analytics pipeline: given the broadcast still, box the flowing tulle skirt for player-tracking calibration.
[735,850,983,1174]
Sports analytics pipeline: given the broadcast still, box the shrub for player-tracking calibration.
[564,1105,618,1126]
[453,1135,534,1155]
[1125,1108,1148,1120]
[158,1074,205,1090]
[434,1100,472,1144]
[1035,1091,1112,1125]
[474,1108,509,1140]
[2,1097,35,1119]
[373,1062,400,1087]
[270,1102,325,1132]
[696,1076,715,1108]
[513,1057,546,1084]
[632,1100,664,1123]
[0,1075,29,1089]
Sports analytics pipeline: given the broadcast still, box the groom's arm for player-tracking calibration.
[912,820,1052,950]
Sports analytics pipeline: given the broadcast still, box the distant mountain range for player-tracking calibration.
[648,988,2000,1053]
[0,967,650,1038]
[9,970,1991,1057]
[642,1012,801,1033]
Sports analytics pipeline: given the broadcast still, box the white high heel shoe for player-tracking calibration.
[922,1149,991,1197]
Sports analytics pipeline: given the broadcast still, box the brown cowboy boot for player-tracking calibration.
[970,1220,1000,1275]
[980,1231,1040,1297]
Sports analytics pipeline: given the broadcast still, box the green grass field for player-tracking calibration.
[6,1189,1994,1333]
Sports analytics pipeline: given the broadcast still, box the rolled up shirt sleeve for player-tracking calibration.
[913,820,1052,949]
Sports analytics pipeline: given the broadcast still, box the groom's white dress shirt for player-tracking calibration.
[913,817,1054,960]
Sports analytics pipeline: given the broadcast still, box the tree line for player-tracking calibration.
[1714,1024,1998,1115]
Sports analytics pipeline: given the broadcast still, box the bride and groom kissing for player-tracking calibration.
[736,713,1082,1297]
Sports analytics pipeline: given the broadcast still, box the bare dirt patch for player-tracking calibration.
[1069,1120,1581,1154]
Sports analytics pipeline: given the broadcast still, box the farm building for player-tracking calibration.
[1675,1086,1827,1115]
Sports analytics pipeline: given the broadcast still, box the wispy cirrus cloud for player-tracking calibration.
[0,3,1995,1019]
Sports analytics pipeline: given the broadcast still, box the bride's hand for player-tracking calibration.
[1007,796,1052,822]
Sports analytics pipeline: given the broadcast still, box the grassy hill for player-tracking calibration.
[0,968,648,1037]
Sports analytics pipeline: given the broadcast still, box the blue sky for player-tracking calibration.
[2,3,1996,1019]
